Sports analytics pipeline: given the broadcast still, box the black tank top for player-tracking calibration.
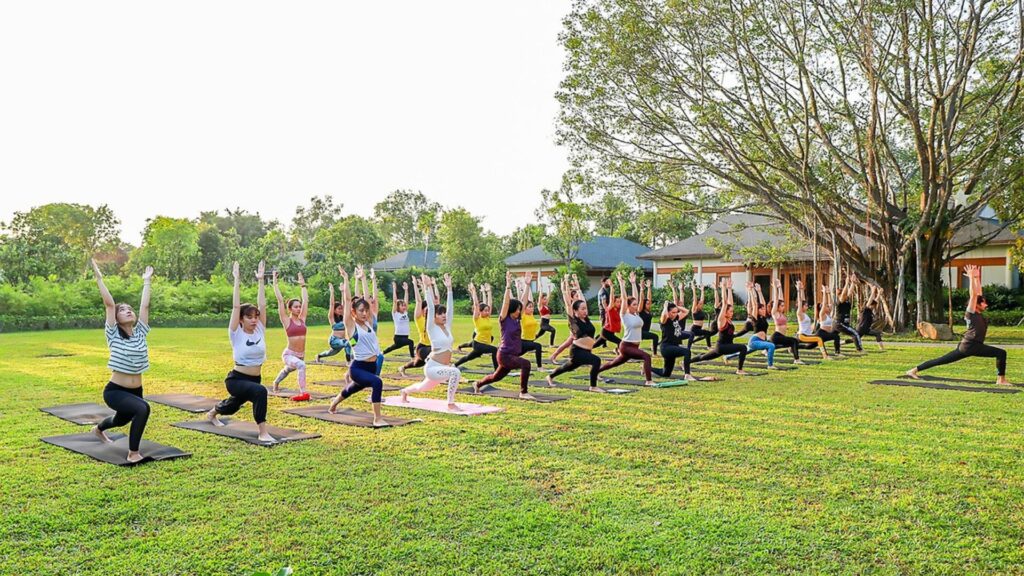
[755,316,769,333]
[718,322,735,345]
[837,301,852,323]
[568,315,596,339]
[692,309,706,321]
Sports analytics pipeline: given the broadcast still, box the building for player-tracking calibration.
[639,213,1021,305]
[505,236,653,298]
[371,250,440,272]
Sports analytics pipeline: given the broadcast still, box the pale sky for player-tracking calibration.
[0,1,573,245]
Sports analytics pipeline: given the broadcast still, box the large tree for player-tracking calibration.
[536,174,594,266]
[306,216,387,273]
[128,217,202,281]
[436,208,503,287]
[558,0,1024,326]
[291,195,341,246]
[372,190,444,253]
[1,203,121,280]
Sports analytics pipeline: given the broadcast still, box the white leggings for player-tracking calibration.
[274,349,306,392]
[401,359,461,404]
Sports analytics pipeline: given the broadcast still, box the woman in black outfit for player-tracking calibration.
[857,284,886,350]
[652,292,696,380]
[638,279,660,355]
[693,277,749,375]
[688,281,714,348]
[546,275,606,392]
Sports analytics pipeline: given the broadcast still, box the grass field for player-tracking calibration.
[2,319,1024,575]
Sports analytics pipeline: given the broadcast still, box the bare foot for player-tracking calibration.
[793,359,807,365]
[684,374,697,381]
[645,381,656,387]
[905,369,920,380]
[519,393,536,400]
[736,370,748,376]
[398,367,407,377]
[546,375,556,388]
[589,386,607,393]
[206,409,226,427]
[400,391,410,403]
[997,376,1010,386]
[372,419,391,428]
[327,394,343,414]
[257,433,276,443]
[766,365,780,370]
[92,426,112,443]
[126,451,144,463]
[447,403,463,412]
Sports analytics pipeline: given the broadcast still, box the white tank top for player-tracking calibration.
[821,313,834,329]
[230,323,266,366]
[621,311,644,342]
[425,286,455,354]
[797,313,814,336]
[351,322,380,361]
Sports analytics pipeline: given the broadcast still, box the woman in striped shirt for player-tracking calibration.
[89,259,154,464]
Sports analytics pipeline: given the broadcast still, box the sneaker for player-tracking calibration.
[793,359,807,365]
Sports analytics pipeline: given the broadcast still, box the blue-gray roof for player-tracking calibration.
[504,236,653,270]
[372,250,440,271]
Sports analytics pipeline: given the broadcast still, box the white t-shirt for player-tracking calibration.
[392,311,411,336]
[230,323,266,366]
[622,311,644,343]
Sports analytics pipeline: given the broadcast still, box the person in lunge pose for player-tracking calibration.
[692,277,749,376]
[598,272,655,386]
[638,279,660,355]
[399,274,464,411]
[327,268,390,426]
[454,281,499,370]
[857,284,886,350]
[537,286,557,346]
[795,279,830,359]
[732,281,779,369]
[546,274,605,392]
[907,265,1010,385]
[472,271,536,399]
[651,281,697,381]
[516,272,545,369]
[835,271,864,351]
[382,281,415,357]
[816,283,844,356]
[206,261,276,443]
[89,259,154,463]
[271,270,310,401]
[316,283,353,365]
[399,276,432,377]
[688,282,714,348]
[768,277,807,365]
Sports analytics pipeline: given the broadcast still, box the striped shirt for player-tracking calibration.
[105,322,150,374]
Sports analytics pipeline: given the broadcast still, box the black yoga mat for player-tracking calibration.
[458,385,570,403]
[897,374,1002,385]
[41,432,191,466]
[40,403,114,425]
[869,380,1019,394]
[283,406,422,427]
[171,418,321,445]
[378,373,423,382]
[317,379,402,391]
[266,388,335,400]
[146,393,219,413]
[544,382,636,394]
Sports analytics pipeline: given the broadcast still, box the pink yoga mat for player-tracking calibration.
[381,396,505,416]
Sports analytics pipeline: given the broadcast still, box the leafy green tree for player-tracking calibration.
[128,217,201,281]
[196,222,237,279]
[306,216,387,274]
[0,235,81,283]
[291,195,341,246]
[537,174,593,266]
[436,208,502,287]
[504,223,547,254]
[199,209,275,248]
[372,190,444,253]
[2,203,121,279]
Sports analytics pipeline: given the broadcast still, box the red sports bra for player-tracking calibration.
[286,319,307,338]
[540,305,551,316]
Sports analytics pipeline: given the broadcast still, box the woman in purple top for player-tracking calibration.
[473,271,536,399]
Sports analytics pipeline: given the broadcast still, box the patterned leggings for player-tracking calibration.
[401,359,462,404]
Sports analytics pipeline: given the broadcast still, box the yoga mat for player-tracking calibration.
[897,374,999,385]
[267,388,335,400]
[458,385,570,403]
[544,382,635,394]
[146,393,219,413]
[312,359,349,367]
[283,406,422,427]
[171,418,321,445]
[40,403,114,425]
[316,379,401,391]
[379,373,424,382]
[869,380,1019,394]
[41,432,191,466]
[380,396,505,416]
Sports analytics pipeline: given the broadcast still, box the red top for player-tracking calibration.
[285,319,307,338]
[605,307,622,332]
[540,305,551,317]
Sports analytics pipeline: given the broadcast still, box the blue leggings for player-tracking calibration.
[342,360,384,403]
[748,335,776,366]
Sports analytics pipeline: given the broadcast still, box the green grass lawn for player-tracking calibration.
[2,319,1024,575]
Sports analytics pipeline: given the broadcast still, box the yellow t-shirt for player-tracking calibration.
[521,312,539,341]
[473,316,493,345]
[416,314,431,346]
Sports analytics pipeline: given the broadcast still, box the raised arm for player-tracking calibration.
[411,275,424,320]
[391,281,398,314]
[966,265,981,314]
[327,283,336,324]
[340,268,353,340]
[91,258,117,326]
[714,280,722,309]
[229,261,241,331]
[523,271,534,304]
[716,277,731,327]
[443,273,454,332]
[256,260,267,327]
[745,281,757,319]
[628,271,638,304]
[468,281,480,320]
[559,275,573,312]
[498,272,513,321]
[484,284,493,309]
[402,281,410,310]
[272,271,289,327]
[369,268,379,317]
[298,272,308,320]
[139,266,154,325]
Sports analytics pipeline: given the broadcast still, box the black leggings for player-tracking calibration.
[216,370,268,424]
[817,329,842,353]
[595,329,622,348]
[538,319,557,346]
[641,331,660,353]
[917,342,1007,376]
[520,340,543,368]
[770,332,800,360]
[455,341,498,369]
[549,345,602,387]
[696,342,747,369]
[689,325,714,348]
[836,321,863,351]
[858,327,884,343]
[401,344,431,371]
[382,335,415,357]
[98,382,150,452]
[653,344,691,378]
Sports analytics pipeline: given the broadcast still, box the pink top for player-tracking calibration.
[285,319,307,338]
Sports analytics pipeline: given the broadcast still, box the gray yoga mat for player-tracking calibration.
[897,374,1000,385]
[41,432,191,466]
[545,382,636,394]
[266,388,335,400]
[869,380,1019,394]
[283,406,422,427]
[146,393,219,413]
[40,403,115,425]
[458,385,570,403]
[171,418,321,445]
[316,379,402,390]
